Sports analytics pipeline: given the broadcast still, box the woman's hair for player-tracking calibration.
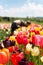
[10,20,31,35]
[11,20,25,33]
[11,22,19,33]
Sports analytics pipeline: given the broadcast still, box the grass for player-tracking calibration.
[31,21,43,26]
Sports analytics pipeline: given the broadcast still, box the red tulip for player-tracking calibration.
[28,62,34,65]
[32,35,43,48]
[11,52,24,65]
[16,34,29,45]
[13,46,19,52]
[11,53,18,65]
[8,46,19,52]
[32,35,40,46]
[16,52,24,61]
[8,46,14,52]
[39,36,43,48]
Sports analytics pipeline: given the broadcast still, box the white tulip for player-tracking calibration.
[31,47,40,56]
[40,56,43,62]
[26,43,32,52]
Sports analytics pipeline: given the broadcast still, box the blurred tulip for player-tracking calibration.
[40,56,43,62]
[28,61,34,65]
[0,64,4,65]
[11,52,24,65]
[26,43,32,53]
[16,34,29,45]
[40,30,43,35]
[9,36,16,41]
[31,47,40,56]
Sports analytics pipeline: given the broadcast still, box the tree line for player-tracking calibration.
[0,16,43,23]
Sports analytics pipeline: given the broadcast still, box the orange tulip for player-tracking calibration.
[0,64,4,65]
[0,48,9,64]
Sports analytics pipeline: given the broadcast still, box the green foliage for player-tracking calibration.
[0,29,10,42]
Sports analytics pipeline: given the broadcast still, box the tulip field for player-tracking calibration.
[0,21,43,65]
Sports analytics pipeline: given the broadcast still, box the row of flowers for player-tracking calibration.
[0,23,11,29]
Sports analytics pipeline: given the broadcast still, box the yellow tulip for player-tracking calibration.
[40,30,43,35]
[9,36,16,41]
[9,36,19,46]
[34,27,40,31]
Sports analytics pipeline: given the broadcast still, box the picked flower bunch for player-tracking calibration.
[0,20,43,65]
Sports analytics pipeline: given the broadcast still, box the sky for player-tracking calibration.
[0,0,43,17]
